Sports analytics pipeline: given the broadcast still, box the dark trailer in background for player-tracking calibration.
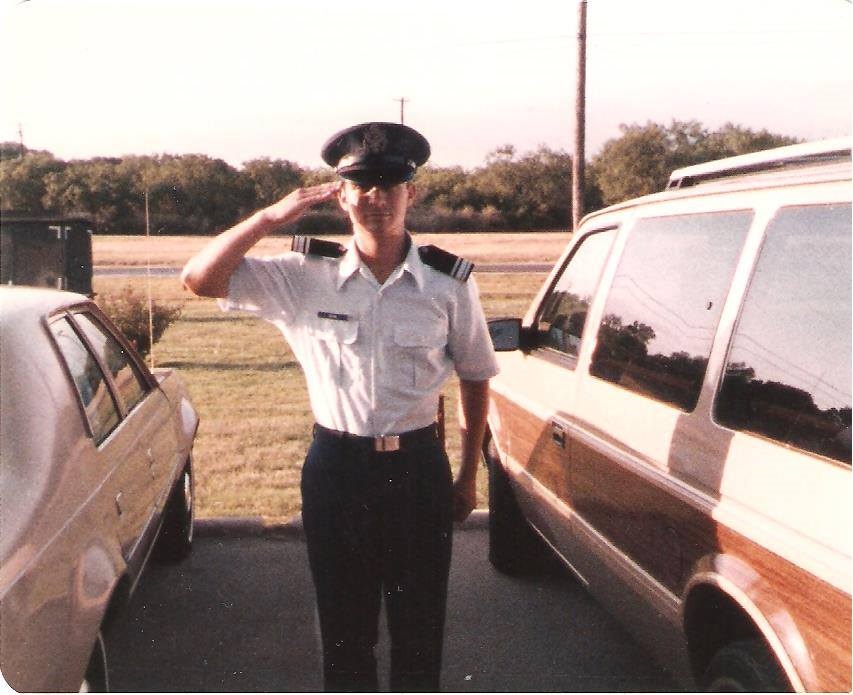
[0,212,94,296]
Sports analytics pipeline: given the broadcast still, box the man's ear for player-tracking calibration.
[406,182,417,207]
[337,183,351,212]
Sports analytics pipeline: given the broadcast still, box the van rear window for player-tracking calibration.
[715,203,852,464]
[590,210,752,411]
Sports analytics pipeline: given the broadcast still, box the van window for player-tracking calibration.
[715,203,852,464]
[590,211,752,411]
[537,229,616,359]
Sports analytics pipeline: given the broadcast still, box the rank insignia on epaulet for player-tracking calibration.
[418,245,474,282]
[292,236,346,259]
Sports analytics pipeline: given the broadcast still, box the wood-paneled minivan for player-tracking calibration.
[486,139,851,692]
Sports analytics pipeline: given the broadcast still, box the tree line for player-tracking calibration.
[0,120,797,235]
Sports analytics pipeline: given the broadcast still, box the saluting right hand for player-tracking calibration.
[263,182,342,227]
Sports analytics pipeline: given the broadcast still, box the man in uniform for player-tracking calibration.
[181,122,498,692]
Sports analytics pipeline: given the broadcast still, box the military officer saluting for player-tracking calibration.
[181,122,498,692]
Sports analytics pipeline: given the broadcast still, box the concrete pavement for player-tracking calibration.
[107,513,680,692]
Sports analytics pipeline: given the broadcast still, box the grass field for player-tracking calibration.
[93,232,563,522]
[93,231,569,267]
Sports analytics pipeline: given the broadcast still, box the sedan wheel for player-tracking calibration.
[80,631,108,693]
[153,458,194,562]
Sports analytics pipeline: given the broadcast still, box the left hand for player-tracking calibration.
[452,473,477,523]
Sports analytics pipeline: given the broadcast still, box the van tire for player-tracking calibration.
[701,639,790,692]
[487,440,550,575]
[153,459,194,563]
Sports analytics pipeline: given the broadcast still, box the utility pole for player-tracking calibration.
[394,97,409,124]
[572,0,587,232]
[17,123,25,158]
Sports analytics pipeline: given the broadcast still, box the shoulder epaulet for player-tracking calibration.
[291,236,346,259]
[418,245,474,282]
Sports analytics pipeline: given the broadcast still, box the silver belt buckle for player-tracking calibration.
[374,434,401,452]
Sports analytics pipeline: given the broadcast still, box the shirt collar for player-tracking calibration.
[400,237,427,290]
[336,234,426,291]
[337,240,362,289]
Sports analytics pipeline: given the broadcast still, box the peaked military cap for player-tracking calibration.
[321,122,430,188]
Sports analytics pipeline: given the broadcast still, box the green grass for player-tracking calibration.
[94,271,546,522]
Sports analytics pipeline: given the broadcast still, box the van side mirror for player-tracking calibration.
[488,318,525,352]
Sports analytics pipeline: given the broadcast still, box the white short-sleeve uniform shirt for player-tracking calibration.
[220,238,499,437]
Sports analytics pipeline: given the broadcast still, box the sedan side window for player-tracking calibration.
[590,211,753,411]
[73,312,149,414]
[715,203,852,464]
[537,229,617,359]
[50,317,121,444]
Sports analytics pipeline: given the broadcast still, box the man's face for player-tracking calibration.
[338,179,415,236]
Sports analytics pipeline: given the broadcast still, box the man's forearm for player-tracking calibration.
[457,379,490,481]
[181,182,341,298]
[181,209,277,298]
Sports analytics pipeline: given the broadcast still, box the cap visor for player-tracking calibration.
[340,166,414,187]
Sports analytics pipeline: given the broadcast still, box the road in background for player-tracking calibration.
[106,518,680,692]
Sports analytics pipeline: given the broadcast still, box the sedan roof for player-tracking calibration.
[0,286,89,325]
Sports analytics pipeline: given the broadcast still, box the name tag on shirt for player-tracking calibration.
[317,311,350,322]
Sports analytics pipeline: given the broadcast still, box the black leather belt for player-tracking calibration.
[313,423,439,453]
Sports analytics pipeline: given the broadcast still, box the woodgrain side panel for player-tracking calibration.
[571,435,851,691]
[489,390,569,503]
[489,388,852,691]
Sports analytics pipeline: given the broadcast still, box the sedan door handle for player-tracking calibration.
[551,422,567,449]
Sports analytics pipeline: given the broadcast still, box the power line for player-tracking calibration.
[502,27,841,39]
[443,27,847,49]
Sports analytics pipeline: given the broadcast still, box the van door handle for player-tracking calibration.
[551,422,566,449]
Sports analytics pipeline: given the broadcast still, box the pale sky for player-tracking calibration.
[1,0,850,170]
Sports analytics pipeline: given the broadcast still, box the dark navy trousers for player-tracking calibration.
[300,427,454,692]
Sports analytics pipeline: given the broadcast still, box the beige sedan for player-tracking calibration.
[0,287,198,691]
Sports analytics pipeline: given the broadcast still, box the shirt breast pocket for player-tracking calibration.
[310,318,359,381]
[392,324,447,389]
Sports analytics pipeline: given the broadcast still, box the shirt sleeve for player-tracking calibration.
[447,276,500,381]
[217,254,301,321]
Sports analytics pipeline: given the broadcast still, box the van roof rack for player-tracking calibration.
[666,138,851,190]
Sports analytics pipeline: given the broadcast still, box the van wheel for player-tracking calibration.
[153,458,194,563]
[701,639,790,692]
[80,631,108,693]
[487,439,550,575]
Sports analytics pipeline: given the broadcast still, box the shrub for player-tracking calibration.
[407,204,509,232]
[291,209,350,234]
[97,285,182,359]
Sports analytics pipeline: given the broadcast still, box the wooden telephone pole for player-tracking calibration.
[394,97,409,124]
[572,0,587,232]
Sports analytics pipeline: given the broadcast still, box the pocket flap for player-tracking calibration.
[393,324,444,348]
[311,317,359,344]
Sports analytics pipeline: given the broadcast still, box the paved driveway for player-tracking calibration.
[107,515,680,692]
